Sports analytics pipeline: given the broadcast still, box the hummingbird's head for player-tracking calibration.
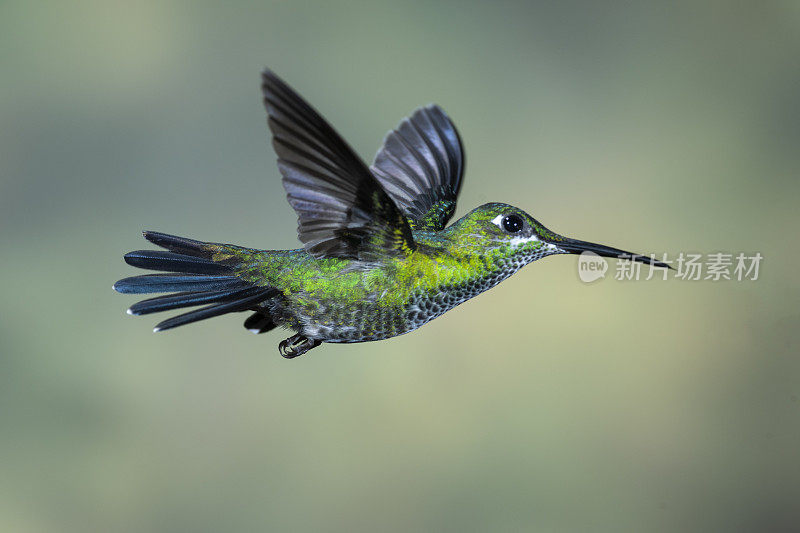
[449,202,670,269]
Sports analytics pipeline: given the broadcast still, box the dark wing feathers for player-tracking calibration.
[370,105,465,231]
[261,70,415,261]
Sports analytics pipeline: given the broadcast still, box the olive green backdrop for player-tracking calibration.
[1,1,798,531]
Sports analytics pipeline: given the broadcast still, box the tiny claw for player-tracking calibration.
[278,334,321,359]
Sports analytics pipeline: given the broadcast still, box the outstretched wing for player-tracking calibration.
[370,105,465,231]
[261,70,415,261]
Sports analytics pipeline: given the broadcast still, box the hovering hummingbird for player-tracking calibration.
[114,70,669,358]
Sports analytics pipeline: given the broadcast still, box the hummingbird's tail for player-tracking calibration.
[113,231,277,332]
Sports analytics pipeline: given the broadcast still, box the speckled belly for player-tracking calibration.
[294,268,519,343]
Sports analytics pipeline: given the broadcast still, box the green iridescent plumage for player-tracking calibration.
[114,69,670,358]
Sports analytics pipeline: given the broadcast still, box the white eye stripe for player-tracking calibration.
[491,214,505,228]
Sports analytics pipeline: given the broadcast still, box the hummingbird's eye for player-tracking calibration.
[501,214,524,234]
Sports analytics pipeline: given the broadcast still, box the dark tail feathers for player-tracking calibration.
[114,231,275,332]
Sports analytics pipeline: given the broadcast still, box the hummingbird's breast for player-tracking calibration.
[278,242,528,343]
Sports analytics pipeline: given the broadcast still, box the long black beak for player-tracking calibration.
[555,237,673,269]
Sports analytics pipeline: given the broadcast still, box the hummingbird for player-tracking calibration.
[114,70,670,358]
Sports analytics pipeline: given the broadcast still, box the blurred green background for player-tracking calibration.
[2,1,799,531]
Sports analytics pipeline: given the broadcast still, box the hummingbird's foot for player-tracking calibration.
[278,334,321,359]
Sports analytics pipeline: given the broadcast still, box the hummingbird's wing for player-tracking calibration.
[370,105,464,231]
[261,70,416,261]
